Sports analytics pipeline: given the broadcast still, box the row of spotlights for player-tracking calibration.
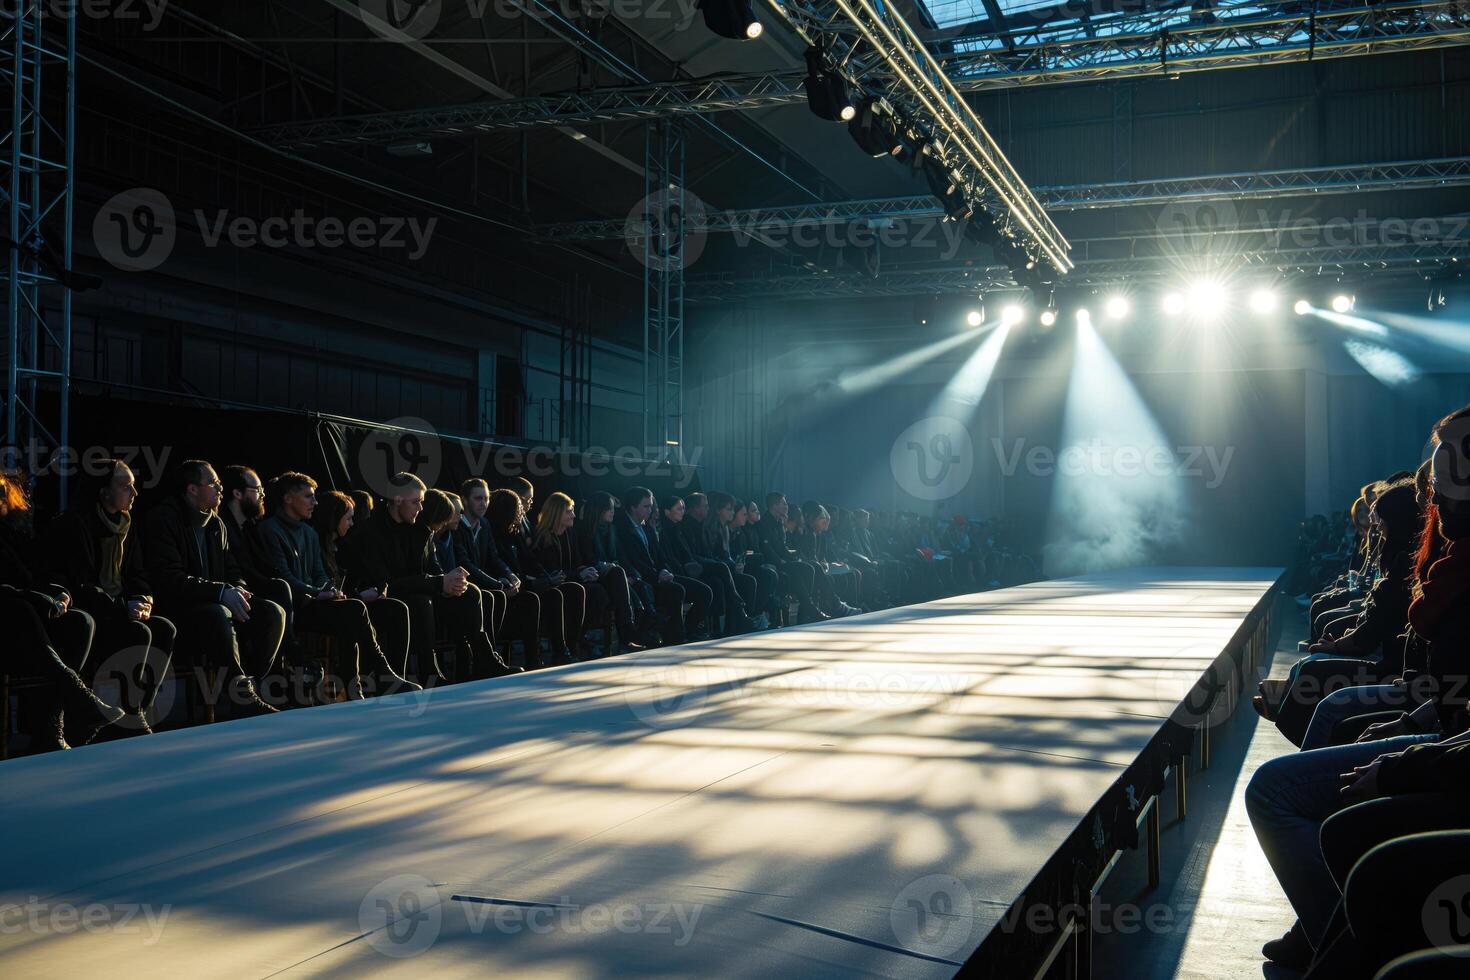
[963,303,1046,330]
[959,286,1358,329]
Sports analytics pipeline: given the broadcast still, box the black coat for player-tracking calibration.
[452,517,514,590]
[613,511,665,584]
[38,506,154,617]
[757,516,795,565]
[528,531,589,580]
[344,506,442,597]
[142,496,247,607]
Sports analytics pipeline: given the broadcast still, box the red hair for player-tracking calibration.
[1413,501,1442,601]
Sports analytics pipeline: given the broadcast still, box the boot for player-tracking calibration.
[230,675,280,718]
[39,704,71,752]
[63,680,128,746]
[472,634,522,678]
[1262,920,1312,969]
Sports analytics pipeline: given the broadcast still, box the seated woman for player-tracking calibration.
[796,500,861,617]
[1260,480,1421,742]
[489,488,579,666]
[311,489,420,694]
[572,491,648,653]
[722,496,776,628]
[528,491,631,659]
[0,470,124,750]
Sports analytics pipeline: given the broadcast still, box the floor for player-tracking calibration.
[0,568,1281,978]
[1094,597,1305,980]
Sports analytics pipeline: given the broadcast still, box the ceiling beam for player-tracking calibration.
[252,2,1470,147]
[534,157,1470,241]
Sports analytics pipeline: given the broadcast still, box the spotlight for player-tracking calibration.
[1001,304,1024,327]
[1249,288,1278,314]
[699,0,762,39]
[1331,293,1355,313]
[1039,308,1058,327]
[803,46,855,122]
[928,159,973,221]
[1104,295,1130,320]
[1293,299,1311,316]
[847,97,903,157]
[966,309,984,328]
[1187,280,1228,317]
[1075,307,1091,325]
[1161,292,1186,316]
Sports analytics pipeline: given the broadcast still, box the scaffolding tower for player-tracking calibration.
[2,2,74,504]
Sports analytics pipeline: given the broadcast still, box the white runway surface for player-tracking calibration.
[0,566,1280,978]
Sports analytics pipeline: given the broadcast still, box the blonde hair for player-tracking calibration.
[533,491,574,550]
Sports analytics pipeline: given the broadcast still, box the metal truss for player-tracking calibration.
[252,2,1470,147]
[2,3,74,502]
[536,157,1470,241]
[684,217,1470,299]
[941,0,1470,87]
[642,121,686,458]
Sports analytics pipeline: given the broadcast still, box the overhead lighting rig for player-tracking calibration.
[762,0,1072,277]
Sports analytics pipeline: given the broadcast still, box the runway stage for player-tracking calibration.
[0,566,1280,978]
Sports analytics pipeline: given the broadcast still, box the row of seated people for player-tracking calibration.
[1245,402,1470,978]
[1,456,1027,754]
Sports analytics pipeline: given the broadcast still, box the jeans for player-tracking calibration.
[1301,684,1415,751]
[1244,733,1437,947]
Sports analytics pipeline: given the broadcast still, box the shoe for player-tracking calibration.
[63,682,128,745]
[473,637,524,677]
[366,643,424,695]
[1262,921,1312,969]
[230,675,280,718]
[796,603,829,625]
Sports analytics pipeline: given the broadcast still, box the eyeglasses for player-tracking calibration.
[243,486,264,496]
[195,480,223,491]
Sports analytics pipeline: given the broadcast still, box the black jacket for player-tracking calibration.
[756,515,796,565]
[452,516,514,590]
[662,519,703,572]
[492,527,557,588]
[38,506,154,618]
[613,510,665,584]
[222,510,273,586]
[143,496,247,607]
[344,506,442,597]
[528,531,589,580]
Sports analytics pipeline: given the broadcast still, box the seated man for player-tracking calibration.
[757,492,823,624]
[455,478,540,665]
[220,464,296,643]
[40,458,175,732]
[345,471,519,683]
[143,459,286,716]
[257,472,420,697]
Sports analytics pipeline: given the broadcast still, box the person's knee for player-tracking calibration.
[1244,759,1282,817]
